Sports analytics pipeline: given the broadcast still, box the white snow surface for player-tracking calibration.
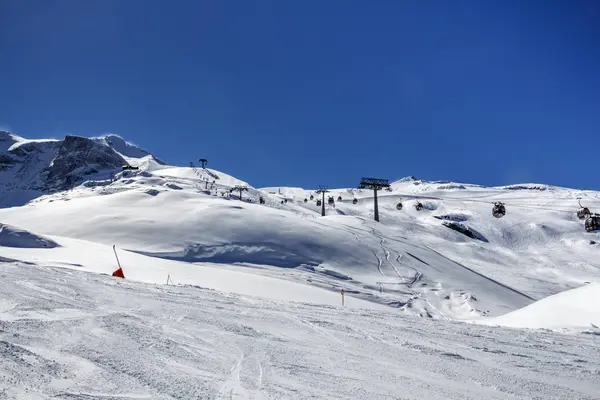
[0,261,599,399]
[2,133,600,398]
[0,223,58,248]
[2,163,599,321]
[477,282,600,331]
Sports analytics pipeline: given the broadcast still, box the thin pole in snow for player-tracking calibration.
[111,245,125,278]
[113,245,122,269]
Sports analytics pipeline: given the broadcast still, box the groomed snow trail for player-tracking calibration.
[1,262,599,400]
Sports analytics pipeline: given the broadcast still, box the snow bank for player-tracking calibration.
[475,282,600,331]
[0,223,58,248]
[0,234,386,310]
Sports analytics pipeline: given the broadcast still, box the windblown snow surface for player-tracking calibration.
[1,136,600,398]
[1,261,599,399]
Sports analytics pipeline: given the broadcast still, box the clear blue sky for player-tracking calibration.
[1,0,599,189]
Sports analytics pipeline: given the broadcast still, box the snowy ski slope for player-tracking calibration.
[1,261,599,399]
[1,133,600,398]
[1,159,599,322]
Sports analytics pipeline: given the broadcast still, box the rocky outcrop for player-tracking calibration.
[98,134,165,164]
[0,132,159,207]
[441,221,488,242]
[45,135,127,188]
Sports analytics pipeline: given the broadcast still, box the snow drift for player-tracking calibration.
[0,223,58,248]
[476,282,600,331]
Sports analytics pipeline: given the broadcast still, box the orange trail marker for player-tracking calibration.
[112,267,125,278]
[112,245,125,279]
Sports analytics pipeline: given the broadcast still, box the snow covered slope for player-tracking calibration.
[0,233,384,310]
[476,282,600,331]
[1,260,599,399]
[2,131,600,398]
[0,132,599,325]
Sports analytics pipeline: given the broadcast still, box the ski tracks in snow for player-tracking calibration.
[2,263,600,399]
[216,350,267,400]
[217,353,249,400]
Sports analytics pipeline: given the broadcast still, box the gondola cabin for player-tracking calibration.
[304,198,308,203]
[310,195,314,200]
[337,196,342,202]
[328,196,335,205]
[585,215,600,232]
[492,202,506,218]
[577,207,591,220]
[396,202,403,210]
[415,202,423,211]
[352,198,358,205]
[316,199,322,206]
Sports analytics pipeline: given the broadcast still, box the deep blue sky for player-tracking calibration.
[1,0,599,189]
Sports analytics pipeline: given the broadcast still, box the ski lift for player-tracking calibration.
[492,201,506,218]
[328,196,335,205]
[352,198,358,205]
[577,199,591,220]
[337,196,342,202]
[310,194,314,200]
[304,198,308,203]
[396,202,403,210]
[415,201,423,211]
[585,215,600,232]
[316,199,322,206]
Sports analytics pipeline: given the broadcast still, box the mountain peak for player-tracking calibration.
[394,176,417,183]
[0,132,163,207]
[94,133,165,164]
[0,131,25,152]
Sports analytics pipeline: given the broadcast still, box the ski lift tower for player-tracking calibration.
[358,177,390,222]
[199,159,208,168]
[232,185,248,201]
[315,186,329,217]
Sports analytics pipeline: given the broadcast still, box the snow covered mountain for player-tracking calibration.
[1,131,599,322]
[0,131,163,207]
[1,131,599,398]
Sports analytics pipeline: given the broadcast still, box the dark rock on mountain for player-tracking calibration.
[0,132,160,207]
[45,135,127,188]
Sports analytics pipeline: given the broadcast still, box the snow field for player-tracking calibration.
[1,163,599,324]
[1,261,599,399]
